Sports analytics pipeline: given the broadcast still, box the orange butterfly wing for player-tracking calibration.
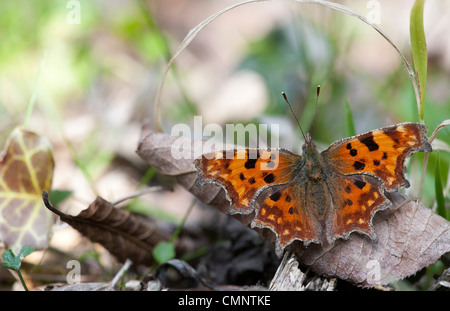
[319,122,431,243]
[251,183,321,250]
[195,149,298,215]
[325,174,390,243]
[195,149,322,250]
[322,122,432,191]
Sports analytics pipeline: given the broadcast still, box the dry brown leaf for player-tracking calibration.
[292,192,450,287]
[0,127,54,253]
[137,129,450,287]
[43,192,172,266]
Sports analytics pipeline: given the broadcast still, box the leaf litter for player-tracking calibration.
[31,124,450,290]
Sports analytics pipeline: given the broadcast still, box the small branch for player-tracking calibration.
[111,186,163,206]
[110,259,133,289]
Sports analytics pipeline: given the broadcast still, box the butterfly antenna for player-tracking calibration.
[310,85,320,135]
[282,92,306,140]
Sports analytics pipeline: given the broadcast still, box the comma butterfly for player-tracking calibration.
[194,96,432,255]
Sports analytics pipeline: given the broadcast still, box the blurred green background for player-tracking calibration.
[1,0,448,210]
[0,0,449,289]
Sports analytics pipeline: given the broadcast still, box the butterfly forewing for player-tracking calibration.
[322,123,432,191]
[195,149,300,215]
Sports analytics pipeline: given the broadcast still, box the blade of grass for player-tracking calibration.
[153,0,268,132]
[136,0,197,121]
[63,136,99,196]
[171,198,196,242]
[410,0,427,121]
[344,100,356,137]
[429,119,450,144]
[24,52,47,129]
[434,152,447,218]
[152,198,196,265]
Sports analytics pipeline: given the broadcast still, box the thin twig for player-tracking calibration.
[110,258,133,289]
[111,186,163,206]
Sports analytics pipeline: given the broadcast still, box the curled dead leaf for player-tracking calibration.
[137,128,450,287]
[0,127,54,253]
[43,192,172,266]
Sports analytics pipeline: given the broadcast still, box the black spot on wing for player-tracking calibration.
[244,158,257,169]
[342,198,353,208]
[354,179,367,189]
[359,134,379,151]
[269,191,281,202]
[353,161,365,170]
[263,173,275,184]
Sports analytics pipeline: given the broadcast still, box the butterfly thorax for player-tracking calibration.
[299,135,332,222]
[302,137,324,181]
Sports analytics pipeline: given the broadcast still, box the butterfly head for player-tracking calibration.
[302,132,316,151]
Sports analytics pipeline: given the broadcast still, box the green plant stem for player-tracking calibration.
[63,136,99,196]
[171,198,196,243]
[15,269,29,291]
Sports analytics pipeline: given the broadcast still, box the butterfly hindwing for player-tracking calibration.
[251,182,321,252]
[325,174,391,243]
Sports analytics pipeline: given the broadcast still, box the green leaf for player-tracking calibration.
[1,245,34,270]
[410,0,427,120]
[18,245,35,260]
[1,249,19,270]
[152,241,175,265]
[434,152,447,219]
[48,189,73,206]
[344,100,356,137]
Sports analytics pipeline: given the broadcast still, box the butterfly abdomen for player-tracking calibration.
[306,180,330,220]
